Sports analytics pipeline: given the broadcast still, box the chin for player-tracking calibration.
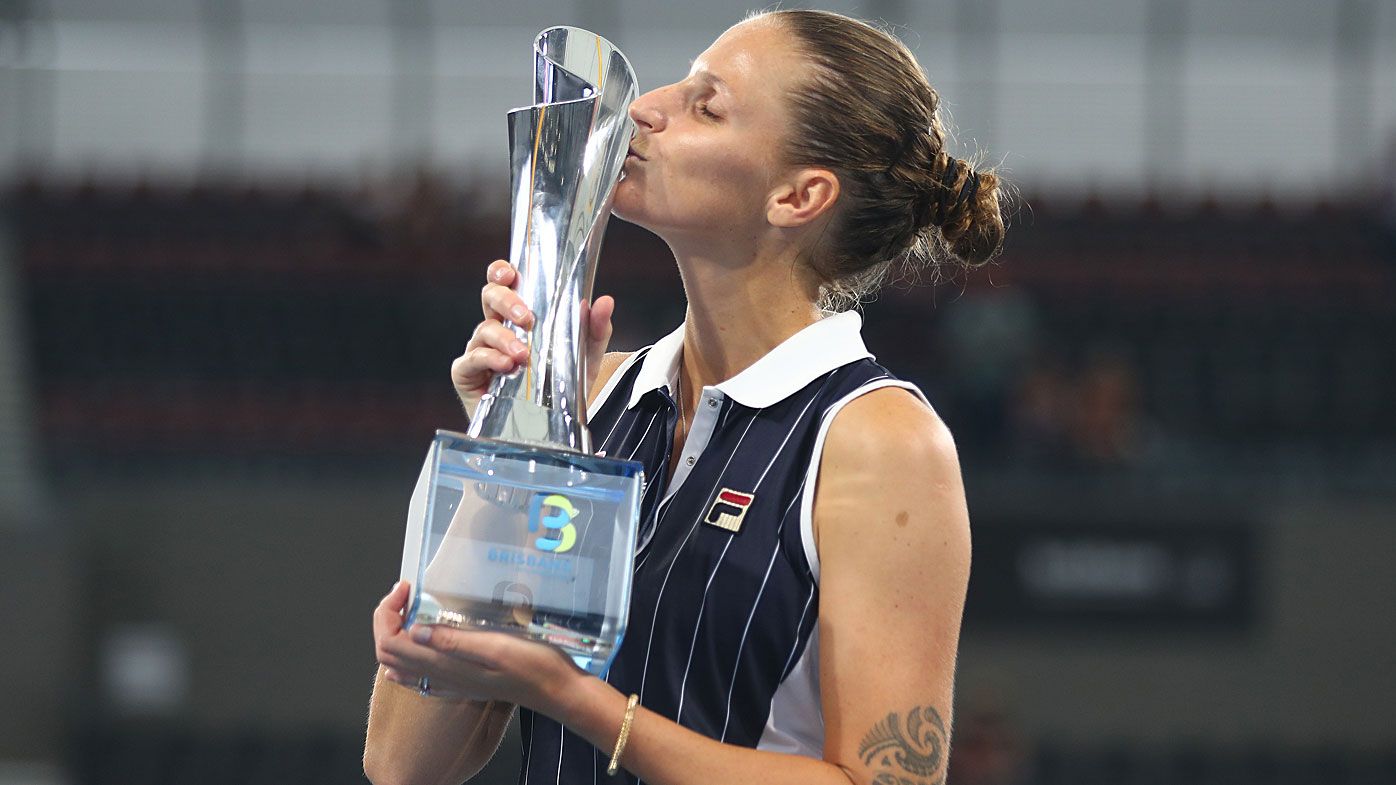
[609,182,714,239]
[609,183,653,228]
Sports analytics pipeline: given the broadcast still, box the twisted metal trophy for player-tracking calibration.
[399,27,641,677]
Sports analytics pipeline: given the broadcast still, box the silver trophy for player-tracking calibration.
[398,27,642,676]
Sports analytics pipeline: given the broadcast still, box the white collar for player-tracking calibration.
[626,310,874,410]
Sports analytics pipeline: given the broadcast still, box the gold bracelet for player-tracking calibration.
[606,693,640,776]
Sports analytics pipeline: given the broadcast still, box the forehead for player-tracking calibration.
[689,18,801,95]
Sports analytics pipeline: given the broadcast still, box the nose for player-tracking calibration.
[628,86,668,133]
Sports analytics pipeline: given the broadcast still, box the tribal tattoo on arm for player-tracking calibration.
[856,704,950,785]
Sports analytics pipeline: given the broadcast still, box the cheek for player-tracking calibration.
[680,139,764,186]
[667,139,769,216]
[611,135,771,228]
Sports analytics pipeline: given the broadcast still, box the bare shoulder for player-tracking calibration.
[813,386,967,552]
[823,386,960,482]
[586,351,635,407]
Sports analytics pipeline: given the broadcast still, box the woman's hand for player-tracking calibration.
[451,259,616,420]
[374,580,589,714]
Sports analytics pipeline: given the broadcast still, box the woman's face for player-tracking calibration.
[611,18,802,239]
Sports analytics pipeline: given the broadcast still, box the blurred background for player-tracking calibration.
[1,0,1394,783]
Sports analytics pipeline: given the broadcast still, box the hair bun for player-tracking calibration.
[908,154,980,232]
[928,156,1006,269]
[764,8,1011,310]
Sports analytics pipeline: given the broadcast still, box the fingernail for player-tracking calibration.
[383,667,397,681]
[494,267,508,281]
[510,305,528,321]
[510,340,527,355]
[410,625,432,644]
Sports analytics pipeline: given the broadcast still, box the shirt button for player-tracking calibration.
[686,455,696,466]
[707,398,718,407]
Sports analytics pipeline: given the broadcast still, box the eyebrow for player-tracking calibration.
[686,63,730,92]
[698,72,728,90]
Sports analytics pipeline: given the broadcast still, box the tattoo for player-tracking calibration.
[857,704,949,785]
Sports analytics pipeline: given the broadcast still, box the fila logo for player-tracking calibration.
[704,488,755,533]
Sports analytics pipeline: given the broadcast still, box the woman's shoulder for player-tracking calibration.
[810,383,969,575]
[823,385,957,476]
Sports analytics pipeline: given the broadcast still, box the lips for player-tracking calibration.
[626,145,647,161]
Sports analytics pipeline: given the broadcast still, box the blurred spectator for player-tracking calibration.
[947,702,1032,785]
[1067,344,1144,467]
[1007,352,1072,464]
[939,287,1041,451]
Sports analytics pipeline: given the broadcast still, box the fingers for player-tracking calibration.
[487,259,515,285]
[378,627,493,692]
[452,319,532,401]
[458,260,532,408]
[409,625,501,670]
[386,578,410,607]
[377,628,436,675]
[452,347,514,384]
[480,260,534,329]
[472,320,530,363]
[372,581,410,642]
[373,581,419,675]
[373,584,499,701]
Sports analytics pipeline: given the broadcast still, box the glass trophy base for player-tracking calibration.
[410,591,617,675]
[401,430,644,677]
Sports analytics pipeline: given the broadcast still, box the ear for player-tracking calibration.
[767,168,840,229]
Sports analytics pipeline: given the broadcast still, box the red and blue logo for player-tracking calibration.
[704,488,755,533]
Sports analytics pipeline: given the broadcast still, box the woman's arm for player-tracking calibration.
[364,581,517,785]
[364,350,635,785]
[364,660,516,785]
[812,388,970,784]
[548,387,971,785]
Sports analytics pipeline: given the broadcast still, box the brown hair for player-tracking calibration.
[755,9,1010,310]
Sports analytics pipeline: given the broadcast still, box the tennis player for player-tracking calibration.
[366,9,1007,784]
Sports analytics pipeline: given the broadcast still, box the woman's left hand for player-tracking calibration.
[375,582,589,714]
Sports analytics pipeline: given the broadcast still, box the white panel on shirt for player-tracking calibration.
[755,378,934,759]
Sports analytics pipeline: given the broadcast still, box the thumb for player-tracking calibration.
[583,296,615,396]
[387,579,411,610]
[587,295,615,359]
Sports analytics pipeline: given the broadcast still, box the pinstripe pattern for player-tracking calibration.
[718,483,806,741]
[517,315,919,785]
[668,381,830,723]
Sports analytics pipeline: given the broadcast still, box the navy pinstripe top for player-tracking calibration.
[515,311,930,784]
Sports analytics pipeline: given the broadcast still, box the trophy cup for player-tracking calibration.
[398,27,641,677]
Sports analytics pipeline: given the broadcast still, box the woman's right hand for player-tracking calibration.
[451,259,614,420]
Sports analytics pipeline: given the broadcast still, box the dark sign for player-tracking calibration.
[965,517,1255,630]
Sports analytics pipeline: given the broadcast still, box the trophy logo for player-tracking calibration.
[529,493,579,553]
[703,489,756,534]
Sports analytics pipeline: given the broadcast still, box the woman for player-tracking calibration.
[365,9,1007,785]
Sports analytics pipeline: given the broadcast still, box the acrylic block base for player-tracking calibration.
[400,430,644,677]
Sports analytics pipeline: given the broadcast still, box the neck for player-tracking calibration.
[665,233,823,403]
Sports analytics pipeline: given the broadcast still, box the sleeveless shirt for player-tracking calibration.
[515,310,930,784]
